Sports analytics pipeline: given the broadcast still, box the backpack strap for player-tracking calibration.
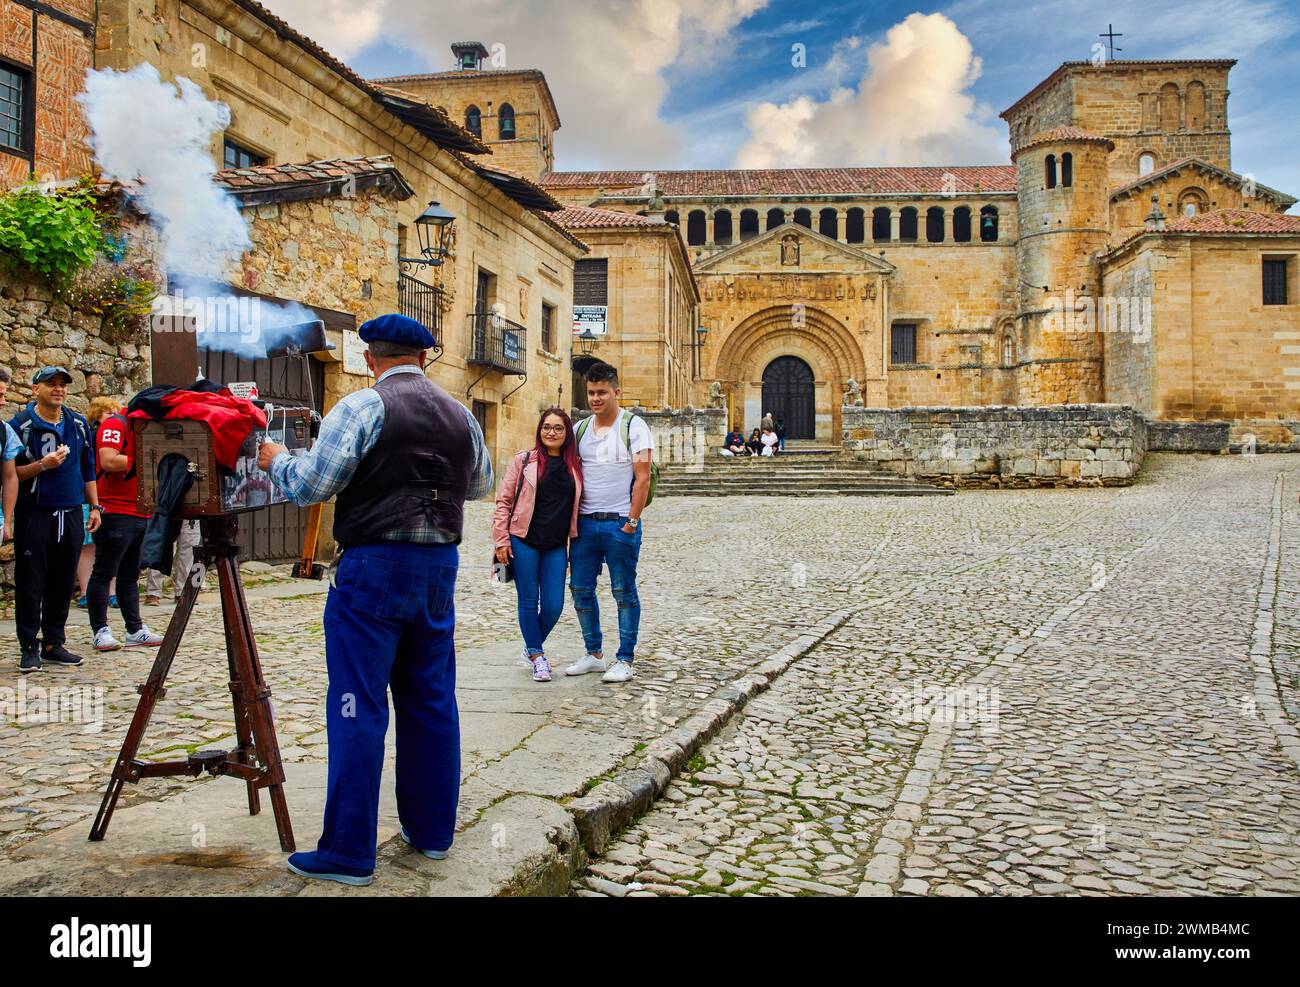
[575,415,592,444]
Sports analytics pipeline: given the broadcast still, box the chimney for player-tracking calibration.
[1145,193,1166,233]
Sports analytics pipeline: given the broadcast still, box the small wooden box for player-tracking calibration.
[134,408,312,517]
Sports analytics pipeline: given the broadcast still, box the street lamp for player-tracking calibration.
[692,323,709,378]
[400,200,456,270]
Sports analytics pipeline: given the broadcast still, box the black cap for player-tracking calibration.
[32,366,73,385]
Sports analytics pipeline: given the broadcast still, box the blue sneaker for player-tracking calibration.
[286,851,374,886]
[76,596,87,609]
[401,828,449,860]
[110,595,119,609]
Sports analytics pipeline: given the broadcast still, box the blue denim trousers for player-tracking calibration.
[567,515,643,664]
[509,535,568,656]
[318,541,460,871]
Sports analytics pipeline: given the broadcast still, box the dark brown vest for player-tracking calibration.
[332,370,474,547]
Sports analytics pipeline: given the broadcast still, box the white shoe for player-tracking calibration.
[565,653,607,676]
[125,626,164,647]
[601,661,635,683]
[519,647,535,668]
[93,627,121,652]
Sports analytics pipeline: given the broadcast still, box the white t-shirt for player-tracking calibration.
[577,412,654,514]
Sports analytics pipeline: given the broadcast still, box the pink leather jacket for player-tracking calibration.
[492,450,582,549]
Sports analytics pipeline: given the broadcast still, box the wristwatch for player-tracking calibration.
[88,504,104,514]
[625,517,640,529]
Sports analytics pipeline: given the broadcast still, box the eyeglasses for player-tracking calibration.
[540,425,567,434]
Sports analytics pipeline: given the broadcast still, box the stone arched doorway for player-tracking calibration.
[762,356,815,439]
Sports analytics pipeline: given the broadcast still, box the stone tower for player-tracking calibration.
[371,43,561,180]
[1011,126,1115,404]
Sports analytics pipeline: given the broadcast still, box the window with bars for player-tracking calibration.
[573,258,608,306]
[0,62,30,153]
[1263,258,1290,306]
[541,301,555,352]
[890,323,918,365]
[223,137,266,170]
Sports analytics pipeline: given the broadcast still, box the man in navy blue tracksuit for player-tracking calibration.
[10,366,102,673]
[259,314,492,886]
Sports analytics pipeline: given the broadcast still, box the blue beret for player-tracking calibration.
[359,313,435,349]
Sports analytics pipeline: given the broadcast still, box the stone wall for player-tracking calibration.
[574,407,725,469]
[842,404,1147,488]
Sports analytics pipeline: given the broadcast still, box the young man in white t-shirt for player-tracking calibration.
[565,362,654,683]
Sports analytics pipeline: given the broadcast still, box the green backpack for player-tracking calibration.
[576,410,659,507]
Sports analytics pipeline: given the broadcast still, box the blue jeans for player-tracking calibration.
[318,541,460,871]
[568,515,643,664]
[510,535,568,656]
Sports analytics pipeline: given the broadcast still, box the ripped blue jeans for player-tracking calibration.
[567,515,642,664]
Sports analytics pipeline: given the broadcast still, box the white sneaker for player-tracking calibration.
[519,647,535,668]
[601,661,635,683]
[125,626,164,648]
[93,627,121,652]
[565,653,607,676]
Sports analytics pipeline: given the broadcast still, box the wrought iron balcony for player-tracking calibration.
[397,273,444,360]
[466,308,527,375]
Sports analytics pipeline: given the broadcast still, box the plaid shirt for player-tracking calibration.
[268,365,493,544]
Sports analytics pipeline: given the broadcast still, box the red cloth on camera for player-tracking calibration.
[126,390,266,470]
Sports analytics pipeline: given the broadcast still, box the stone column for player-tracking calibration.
[837,208,847,243]
[889,210,900,242]
[705,210,715,247]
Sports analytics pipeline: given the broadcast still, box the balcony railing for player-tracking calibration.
[397,273,443,353]
[467,309,527,375]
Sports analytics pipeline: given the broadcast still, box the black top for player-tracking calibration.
[524,455,575,549]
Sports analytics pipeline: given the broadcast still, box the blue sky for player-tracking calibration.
[287,0,1300,201]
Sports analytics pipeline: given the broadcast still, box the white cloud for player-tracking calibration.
[735,12,1006,168]
[263,0,768,168]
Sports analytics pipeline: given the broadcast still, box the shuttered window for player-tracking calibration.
[891,324,918,365]
[574,259,608,306]
[1263,258,1289,306]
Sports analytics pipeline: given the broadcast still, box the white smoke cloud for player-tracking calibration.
[262,0,768,168]
[735,13,1006,168]
[79,63,250,278]
[79,64,316,360]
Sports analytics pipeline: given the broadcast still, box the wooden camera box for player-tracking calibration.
[134,407,312,517]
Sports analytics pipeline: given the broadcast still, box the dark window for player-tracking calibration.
[541,301,556,352]
[899,207,918,241]
[472,400,489,440]
[1045,154,1057,189]
[872,207,891,241]
[664,210,679,227]
[819,207,838,239]
[845,207,865,244]
[890,324,918,365]
[0,61,30,153]
[1263,258,1289,306]
[766,207,785,230]
[926,207,944,243]
[952,206,972,243]
[223,137,266,170]
[739,209,760,241]
[713,209,732,245]
[498,103,515,140]
[1061,152,1073,187]
[980,206,999,242]
[465,105,481,138]
[574,258,608,306]
[687,210,706,246]
[793,208,812,229]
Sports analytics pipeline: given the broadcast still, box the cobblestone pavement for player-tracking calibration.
[574,454,1300,897]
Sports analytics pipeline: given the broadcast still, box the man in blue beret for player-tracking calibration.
[258,313,493,886]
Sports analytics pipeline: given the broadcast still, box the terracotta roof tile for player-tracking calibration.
[1163,208,1300,234]
[550,206,661,229]
[540,166,1016,196]
[1012,125,1114,157]
[1109,157,1296,207]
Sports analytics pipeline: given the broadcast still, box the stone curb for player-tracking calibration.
[485,608,854,895]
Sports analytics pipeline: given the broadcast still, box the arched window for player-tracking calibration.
[766,207,785,230]
[818,208,838,239]
[1061,152,1073,188]
[899,207,918,241]
[498,103,516,140]
[1002,333,1015,367]
[872,207,892,242]
[952,206,972,243]
[1186,81,1206,133]
[739,209,760,241]
[1046,154,1057,189]
[465,105,481,138]
[713,209,733,245]
[1159,82,1181,133]
[1178,188,1207,217]
[925,206,944,243]
[687,210,706,246]
[846,207,865,244]
[1138,152,1156,176]
[664,210,679,227]
[979,206,999,242]
[793,208,812,229]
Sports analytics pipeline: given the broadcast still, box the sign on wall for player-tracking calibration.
[342,330,369,376]
[573,305,608,337]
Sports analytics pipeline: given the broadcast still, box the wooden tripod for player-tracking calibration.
[89,515,295,852]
